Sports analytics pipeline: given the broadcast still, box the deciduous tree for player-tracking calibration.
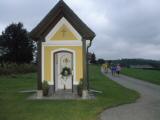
[0,22,33,64]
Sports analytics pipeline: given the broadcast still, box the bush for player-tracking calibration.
[97,59,105,64]
[42,80,49,96]
[77,79,83,97]
[0,63,36,75]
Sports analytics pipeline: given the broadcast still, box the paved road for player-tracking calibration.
[101,71,160,120]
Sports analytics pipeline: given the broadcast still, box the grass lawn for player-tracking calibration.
[0,65,139,120]
[122,68,160,85]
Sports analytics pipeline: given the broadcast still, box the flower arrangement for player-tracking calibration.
[61,67,71,77]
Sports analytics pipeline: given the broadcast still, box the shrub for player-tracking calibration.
[0,63,36,75]
[42,80,49,96]
[77,79,83,97]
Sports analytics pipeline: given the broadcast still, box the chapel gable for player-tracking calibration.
[50,24,78,40]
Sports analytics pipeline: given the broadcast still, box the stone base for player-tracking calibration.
[82,90,89,99]
[28,89,95,100]
[37,90,43,99]
[49,85,55,95]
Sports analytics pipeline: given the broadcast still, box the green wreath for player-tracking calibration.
[61,67,71,77]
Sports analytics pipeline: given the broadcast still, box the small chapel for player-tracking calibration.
[30,0,95,98]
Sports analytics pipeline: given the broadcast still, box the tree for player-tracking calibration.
[97,58,105,64]
[90,52,96,64]
[107,60,112,67]
[0,22,33,64]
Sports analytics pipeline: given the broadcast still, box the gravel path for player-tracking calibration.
[101,71,160,120]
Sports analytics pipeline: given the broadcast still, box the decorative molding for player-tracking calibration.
[41,40,90,47]
[42,41,82,46]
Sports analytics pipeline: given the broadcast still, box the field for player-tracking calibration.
[0,65,139,120]
[122,68,160,85]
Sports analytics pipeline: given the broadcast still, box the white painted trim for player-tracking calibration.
[41,40,90,47]
[42,47,78,85]
[42,41,82,46]
[45,17,82,41]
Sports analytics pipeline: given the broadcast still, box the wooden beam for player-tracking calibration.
[87,40,92,90]
[86,47,89,90]
[82,39,87,90]
[37,40,42,90]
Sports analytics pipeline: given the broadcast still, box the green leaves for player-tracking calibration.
[0,22,34,64]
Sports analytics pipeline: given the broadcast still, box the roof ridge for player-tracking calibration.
[30,0,96,40]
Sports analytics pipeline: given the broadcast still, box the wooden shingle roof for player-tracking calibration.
[30,0,96,41]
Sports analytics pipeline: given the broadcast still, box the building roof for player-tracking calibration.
[30,0,96,41]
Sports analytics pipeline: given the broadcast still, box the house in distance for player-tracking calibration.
[30,0,96,98]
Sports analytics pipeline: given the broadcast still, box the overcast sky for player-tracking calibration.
[0,0,160,60]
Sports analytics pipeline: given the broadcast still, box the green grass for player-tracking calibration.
[122,68,160,85]
[0,65,139,120]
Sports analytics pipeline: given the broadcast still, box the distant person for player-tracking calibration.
[102,63,108,73]
[111,65,116,76]
[104,64,108,73]
[102,64,105,72]
[116,64,121,76]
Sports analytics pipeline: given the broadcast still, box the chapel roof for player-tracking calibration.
[30,0,96,41]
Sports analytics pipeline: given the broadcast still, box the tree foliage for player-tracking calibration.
[97,58,105,64]
[89,52,97,64]
[110,58,160,69]
[0,22,33,64]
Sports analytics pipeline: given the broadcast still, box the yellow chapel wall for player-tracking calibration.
[43,46,83,84]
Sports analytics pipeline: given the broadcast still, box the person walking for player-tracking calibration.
[116,64,121,76]
[104,63,108,73]
[111,65,116,76]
